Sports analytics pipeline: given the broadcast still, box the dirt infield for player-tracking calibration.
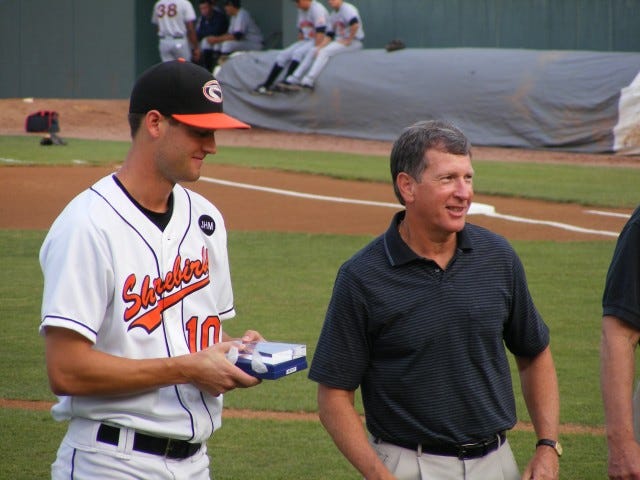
[0,98,635,239]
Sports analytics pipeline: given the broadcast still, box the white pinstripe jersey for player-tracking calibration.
[39,174,234,443]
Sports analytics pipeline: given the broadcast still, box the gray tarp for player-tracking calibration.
[217,48,640,154]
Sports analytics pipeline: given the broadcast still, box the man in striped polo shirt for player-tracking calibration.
[308,120,561,480]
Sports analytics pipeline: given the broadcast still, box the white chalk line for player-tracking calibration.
[200,176,620,238]
[585,209,631,219]
[1,157,88,164]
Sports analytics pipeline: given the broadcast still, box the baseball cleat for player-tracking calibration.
[274,81,300,92]
[252,85,273,96]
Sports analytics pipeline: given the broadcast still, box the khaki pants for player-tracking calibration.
[369,436,520,480]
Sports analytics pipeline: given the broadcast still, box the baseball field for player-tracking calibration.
[1,98,640,478]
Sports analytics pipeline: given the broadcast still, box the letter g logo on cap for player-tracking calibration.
[203,80,223,103]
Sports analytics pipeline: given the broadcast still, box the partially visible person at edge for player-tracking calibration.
[254,0,329,95]
[308,120,561,480]
[40,59,262,480]
[152,0,201,63]
[204,0,263,69]
[601,204,640,479]
[282,0,364,90]
[195,0,229,71]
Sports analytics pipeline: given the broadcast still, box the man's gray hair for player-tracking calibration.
[390,120,472,205]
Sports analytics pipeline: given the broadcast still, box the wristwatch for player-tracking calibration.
[536,438,563,457]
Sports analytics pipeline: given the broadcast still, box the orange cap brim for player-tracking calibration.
[172,112,250,130]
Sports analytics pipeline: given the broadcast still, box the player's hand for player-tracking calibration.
[185,341,261,396]
[239,329,264,343]
[607,439,640,479]
[521,446,559,480]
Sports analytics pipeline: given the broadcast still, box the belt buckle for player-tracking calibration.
[457,442,474,460]
[457,438,489,460]
[164,439,178,458]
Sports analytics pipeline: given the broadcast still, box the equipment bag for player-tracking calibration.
[25,110,60,133]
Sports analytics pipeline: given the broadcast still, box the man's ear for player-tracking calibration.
[145,110,164,138]
[396,172,415,205]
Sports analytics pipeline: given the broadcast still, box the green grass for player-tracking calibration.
[2,135,640,207]
[473,160,640,208]
[0,409,608,480]
[0,228,619,478]
[0,230,50,400]
[0,136,128,166]
[0,136,631,479]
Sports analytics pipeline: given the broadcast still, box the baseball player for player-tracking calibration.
[284,0,364,90]
[40,59,262,480]
[254,0,329,95]
[205,0,263,65]
[152,0,201,62]
[195,0,229,72]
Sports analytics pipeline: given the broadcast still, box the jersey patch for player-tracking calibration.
[199,214,216,236]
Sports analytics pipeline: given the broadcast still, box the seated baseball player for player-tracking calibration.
[282,0,364,91]
[204,0,263,68]
[254,0,329,95]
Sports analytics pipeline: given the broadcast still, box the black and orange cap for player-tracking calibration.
[129,59,249,130]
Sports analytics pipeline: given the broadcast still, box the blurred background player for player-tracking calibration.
[195,0,229,72]
[205,0,263,70]
[254,0,329,95]
[284,0,364,90]
[152,0,200,63]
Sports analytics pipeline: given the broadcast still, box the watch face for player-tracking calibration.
[555,442,563,457]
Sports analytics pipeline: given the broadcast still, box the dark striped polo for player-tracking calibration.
[308,211,550,446]
[603,204,640,327]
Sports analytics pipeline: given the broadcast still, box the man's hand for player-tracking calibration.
[522,445,559,480]
[607,438,640,479]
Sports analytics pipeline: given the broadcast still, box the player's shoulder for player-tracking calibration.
[310,1,330,17]
[44,176,115,239]
[343,2,360,16]
[67,175,117,216]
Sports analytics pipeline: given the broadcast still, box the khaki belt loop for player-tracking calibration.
[416,443,422,457]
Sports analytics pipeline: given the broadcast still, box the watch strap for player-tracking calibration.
[536,438,562,457]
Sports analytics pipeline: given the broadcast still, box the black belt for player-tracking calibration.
[159,35,184,39]
[97,423,202,459]
[377,431,506,460]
